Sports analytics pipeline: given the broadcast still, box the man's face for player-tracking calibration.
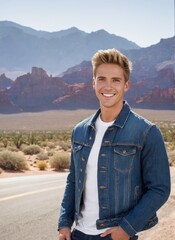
[93,63,130,111]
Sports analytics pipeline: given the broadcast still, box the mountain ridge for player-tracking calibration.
[0,21,174,112]
[0,21,140,76]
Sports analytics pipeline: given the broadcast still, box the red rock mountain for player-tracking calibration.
[0,36,174,112]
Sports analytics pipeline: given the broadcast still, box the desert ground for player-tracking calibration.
[0,108,175,131]
[0,108,175,239]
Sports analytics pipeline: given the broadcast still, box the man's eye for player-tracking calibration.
[113,79,120,82]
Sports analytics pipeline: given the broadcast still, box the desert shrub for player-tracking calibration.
[1,138,9,148]
[170,160,175,167]
[39,141,48,147]
[12,132,26,149]
[160,124,175,151]
[37,160,47,170]
[27,132,40,145]
[47,150,55,156]
[7,146,18,152]
[58,141,71,151]
[37,152,48,160]
[47,142,56,149]
[0,150,28,171]
[56,130,72,142]
[23,145,41,155]
[50,152,70,171]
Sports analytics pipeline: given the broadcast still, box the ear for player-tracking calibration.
[124,80,130,92]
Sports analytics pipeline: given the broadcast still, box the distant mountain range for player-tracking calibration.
[0,21,140,76]
[0,21,174,112]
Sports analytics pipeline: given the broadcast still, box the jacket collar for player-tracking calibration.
[88,101,131,129]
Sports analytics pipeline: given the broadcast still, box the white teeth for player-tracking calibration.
[103,93,115,97]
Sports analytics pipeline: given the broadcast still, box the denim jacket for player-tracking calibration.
[58,102,171,237]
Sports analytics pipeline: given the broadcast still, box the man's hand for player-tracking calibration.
[100,226,130,240]
[58,227,71,240]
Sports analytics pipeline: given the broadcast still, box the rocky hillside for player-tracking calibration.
[0,36,174,113]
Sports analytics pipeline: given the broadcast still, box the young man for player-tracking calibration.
[58,49,171,240]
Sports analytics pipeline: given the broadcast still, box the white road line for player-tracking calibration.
[0,186,63,202]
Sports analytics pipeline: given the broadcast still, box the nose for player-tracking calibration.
[104,80,113,89]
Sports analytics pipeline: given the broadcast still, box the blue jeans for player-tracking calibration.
[71,229,138,240]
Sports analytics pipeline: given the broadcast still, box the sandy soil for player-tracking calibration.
[0,109,175,131]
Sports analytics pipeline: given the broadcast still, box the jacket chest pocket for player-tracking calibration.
[113,146,136,173]
[72,143,84,167]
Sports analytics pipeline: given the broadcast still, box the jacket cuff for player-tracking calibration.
[119,217,137,237]
[58,219,73,230]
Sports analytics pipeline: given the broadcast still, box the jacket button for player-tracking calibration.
[100,223,105,227]
[101,153,107,157]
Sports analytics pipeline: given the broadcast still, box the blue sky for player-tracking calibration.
[0,0,174,47]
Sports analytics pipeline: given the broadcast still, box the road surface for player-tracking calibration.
[0,173,68,240]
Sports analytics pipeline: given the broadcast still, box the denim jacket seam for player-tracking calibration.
[122,217,137,232]
[141,124,155,150]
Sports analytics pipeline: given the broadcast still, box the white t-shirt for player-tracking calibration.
[75,115,114,235]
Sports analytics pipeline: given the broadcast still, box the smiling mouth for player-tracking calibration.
[102,93,116,97]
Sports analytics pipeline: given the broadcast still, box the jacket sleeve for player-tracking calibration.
[119,125,171,237]
[58,131,76,229]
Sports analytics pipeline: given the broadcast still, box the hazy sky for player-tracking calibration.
[0,0,174,47]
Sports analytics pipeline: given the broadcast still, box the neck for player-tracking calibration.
[100,103,123,122]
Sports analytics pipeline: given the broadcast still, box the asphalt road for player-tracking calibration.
[0,173,68,240]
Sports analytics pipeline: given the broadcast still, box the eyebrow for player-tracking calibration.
[96,76,122,80]
[112,77,122,80]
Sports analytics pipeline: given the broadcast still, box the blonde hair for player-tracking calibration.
[91,48,132,82]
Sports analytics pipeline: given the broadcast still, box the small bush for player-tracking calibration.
[39,141,48,148]
[27,132,39,145]
[47,150,55,156]
[58,141,70,151]
[7,146,18,152]
[50,152,70,171]
[37,160,47,170]
[36,151,48,160]
[0,150,28,171]
[11,132,26,149]
[23,145,41,155]
[47,142,56,149]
